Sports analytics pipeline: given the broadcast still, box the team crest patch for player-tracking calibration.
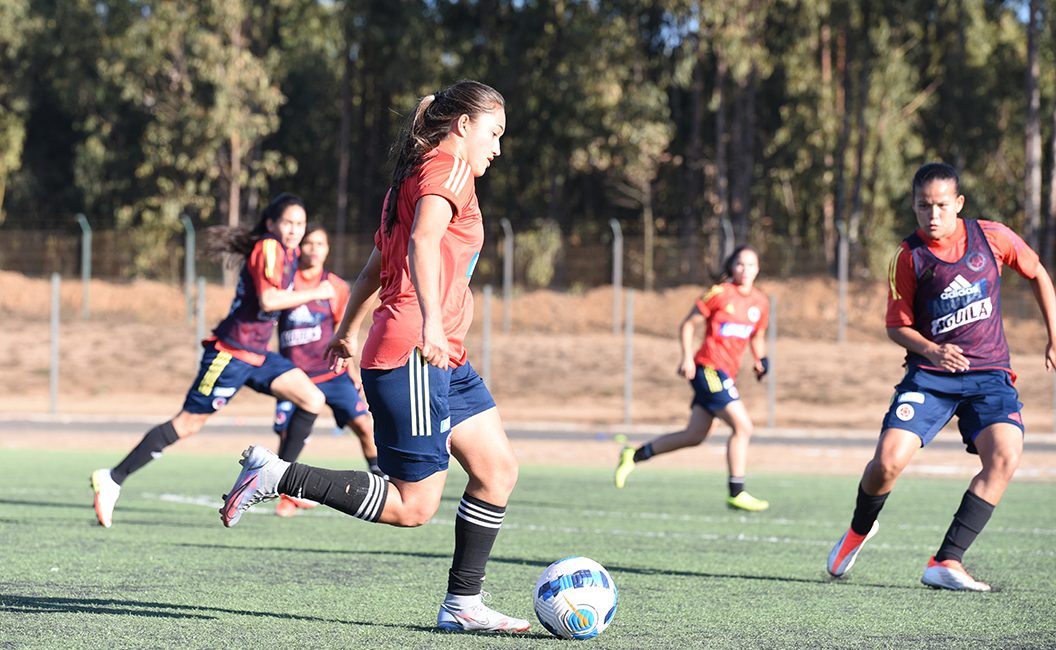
[895,404,914,421]
[747,306,761,323]
[966,252,987,272]
[212,397,229,411]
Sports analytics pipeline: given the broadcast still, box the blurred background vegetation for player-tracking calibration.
[0,0,1052,289]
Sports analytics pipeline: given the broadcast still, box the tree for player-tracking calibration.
[0,0,37,224]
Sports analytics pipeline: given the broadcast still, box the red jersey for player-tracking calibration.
[886,219,1040,328]
[361,149,483,369]
[278,269,351,383]
[693,283,769,379]
[211,234,297,366]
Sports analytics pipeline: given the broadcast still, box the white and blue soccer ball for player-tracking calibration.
[533,556,618,640]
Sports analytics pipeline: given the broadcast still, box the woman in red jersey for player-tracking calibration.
[219,81,530,633]
[90,193,332,528]
[614,245,771,511]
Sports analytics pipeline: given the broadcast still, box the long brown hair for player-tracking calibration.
[205,193,306,262]
[384,80,504,235]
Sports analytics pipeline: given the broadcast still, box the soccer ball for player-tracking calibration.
[533,556,618,640]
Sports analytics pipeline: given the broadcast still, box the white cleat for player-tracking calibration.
[921,557,991,592]
[219,446,288,528]
[827,521,879,577]
[91,469,121,528]
[437,594,531,633]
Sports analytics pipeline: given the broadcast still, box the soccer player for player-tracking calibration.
[271,223,382,518]
[826,162,1056,591]
[90,193,333,528]
[218,80,530,633]
[613,245,771,512]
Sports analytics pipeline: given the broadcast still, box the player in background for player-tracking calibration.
[826,163,1056,591]
[218,80,530,633]
[90,193,332,528]
[272,223,382,518]
[613,245,771,512]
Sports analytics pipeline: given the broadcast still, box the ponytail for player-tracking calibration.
[206,192,306,263]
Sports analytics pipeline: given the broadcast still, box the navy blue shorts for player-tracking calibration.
[273,373,369,433]
[182,342,295,414]
[361,350,496,482]
[690,366,740,414]
[882,366,1024,454]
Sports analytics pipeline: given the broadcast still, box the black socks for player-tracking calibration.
[850,483,889,536]
[277,463,387,522]
[277,408,317,462]
[728,476,745,498]
[110,421,180,485]
[633,443,655,463]
[448,494,506,596]
[935,491,995,563]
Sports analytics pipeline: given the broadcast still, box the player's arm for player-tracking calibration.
[251,241,335,312]
[409,194,454,369]
[327,247,382,372]
[887,326,970,372]
[750,327,768,381]
[259,283,335,313]
[677,306,705,380]
[1026,264,1056,370]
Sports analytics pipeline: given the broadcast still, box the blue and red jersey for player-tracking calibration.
[886,218,1041,375]
[211,233,297,365]
[278,269,351,383]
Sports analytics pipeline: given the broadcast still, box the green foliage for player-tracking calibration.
[3,1,1050,281]
[515,219,562,288]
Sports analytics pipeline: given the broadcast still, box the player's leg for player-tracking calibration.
[266,362,325,462]
[923,378,1024,591]
[614,406,713,488]
[438,362,529,633]
[219,350,451,529]
[91,343,244,527]
[826,426,919,576]
[713,400,767,511]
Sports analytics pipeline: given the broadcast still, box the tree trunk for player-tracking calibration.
[334,42,352,277]
[714,56,731,267]
[681,39,705,280]
[832,21,851,277]
[1025,0,1042,249]
[642,181,655,291]
[225,130,241,287]
[820,19,836,266]
[1047,76,1056,269]
[848,2,871,257]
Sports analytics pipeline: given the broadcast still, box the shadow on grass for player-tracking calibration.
[0,594,439,632]
[172,542,916,591]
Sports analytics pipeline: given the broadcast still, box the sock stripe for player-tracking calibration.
[457,499,505,528]
[354,474,387,522]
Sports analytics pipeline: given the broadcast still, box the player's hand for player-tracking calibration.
[925,343,970,372]
[1045,341,1056,372]
[317,280,337,301]
[326,334,358,373]
[677,358,696,380]
[420,318,450,369]
[754,357,770,382]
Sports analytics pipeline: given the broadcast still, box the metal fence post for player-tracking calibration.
[500,218,513,334]
[837,222,848,343]
[50,273,60,415]
[609,218,623,336]
[181,214,196,325]
[75,214,91,319]
[195,276,207,369]
[623,289,634,425]
[767,295,777,430]
[482,285,493,386]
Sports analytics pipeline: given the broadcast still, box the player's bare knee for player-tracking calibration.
[987,447,1020,479]
[300,391,325,414]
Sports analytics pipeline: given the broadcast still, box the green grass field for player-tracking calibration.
[2,449,1054,649]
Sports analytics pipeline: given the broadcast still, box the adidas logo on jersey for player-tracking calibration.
[940,274,981,301]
